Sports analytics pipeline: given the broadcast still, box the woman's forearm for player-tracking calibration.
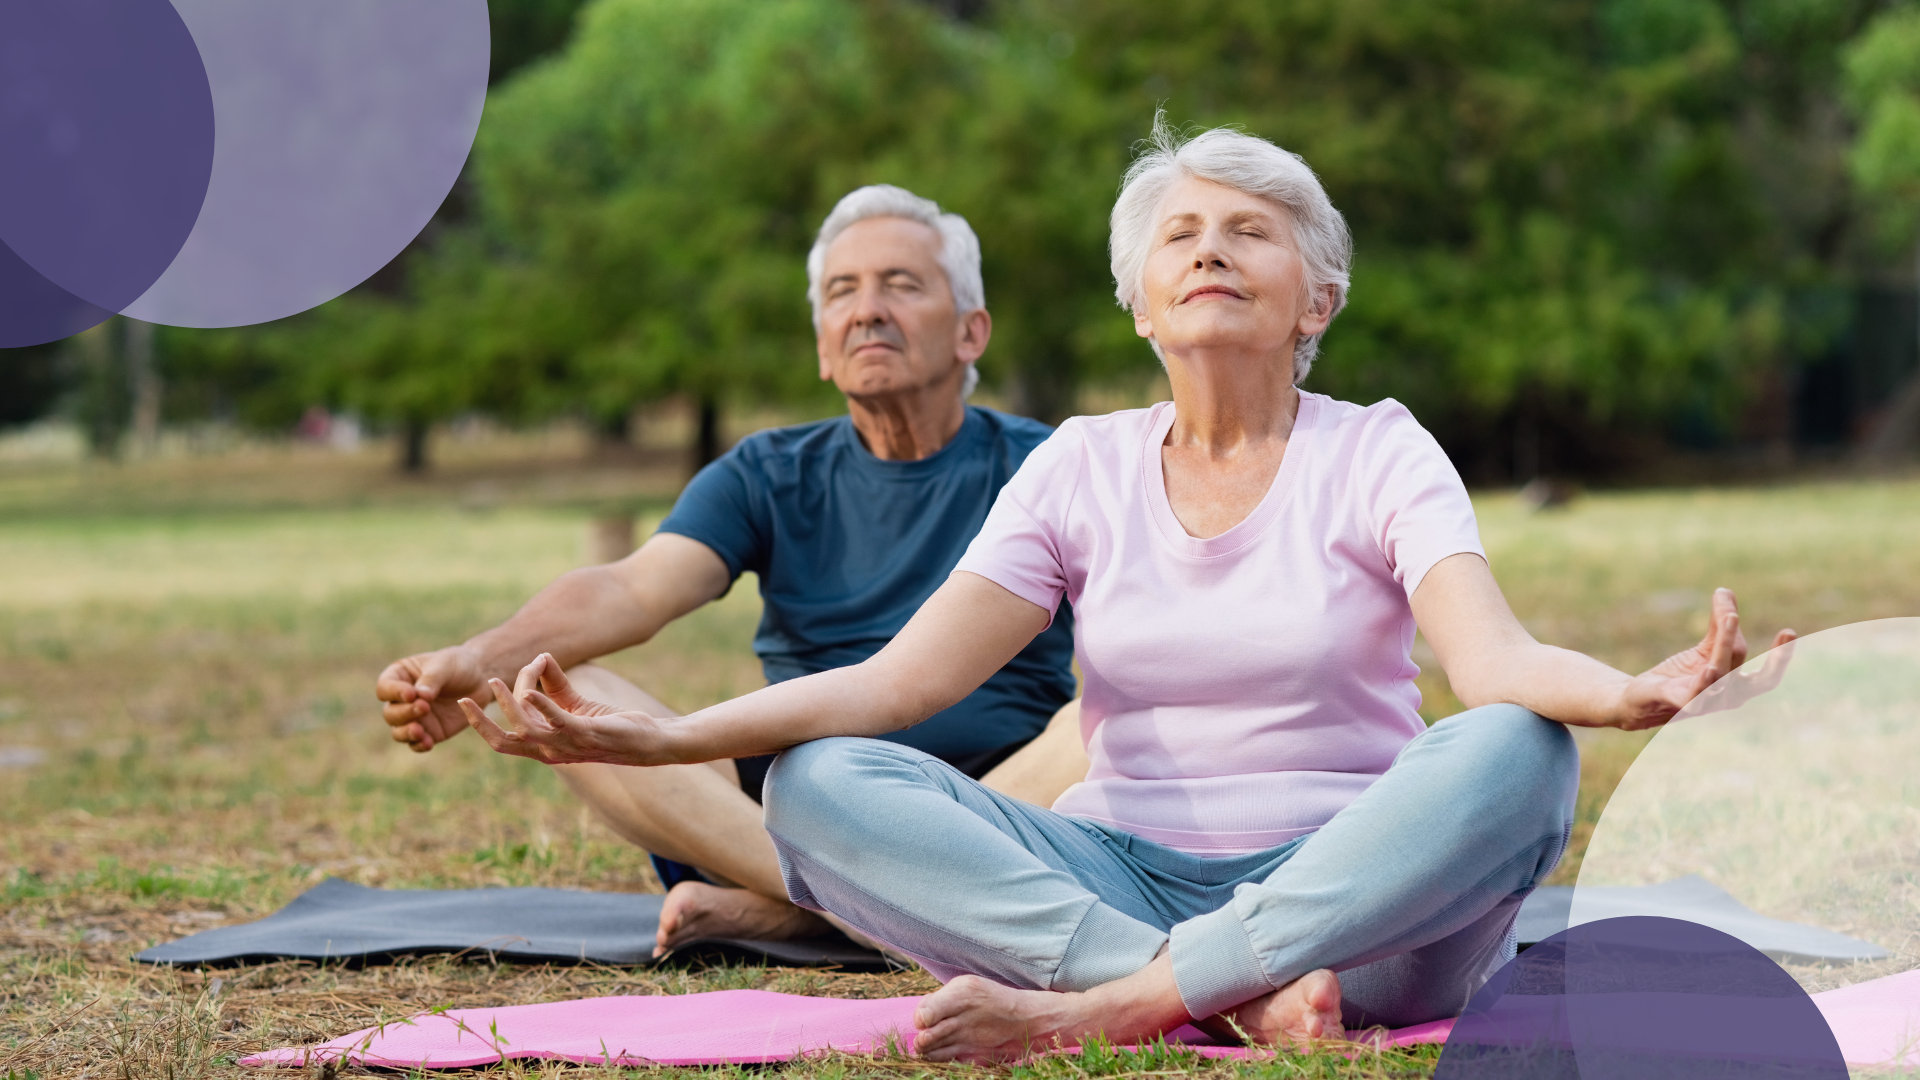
[659,662,924,762]
[650,571,1053,764]
[1414,554,1764,731]
[1452,640,1633,727]
[469,573,1051,769]
[1413,553,1635,727]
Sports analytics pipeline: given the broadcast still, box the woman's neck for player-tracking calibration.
[1162,344,1301,455]
[1155,344,1302,540]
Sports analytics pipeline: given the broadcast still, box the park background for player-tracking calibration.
[3,0,1920,1076]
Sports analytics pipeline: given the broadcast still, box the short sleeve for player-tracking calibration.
[1355,401,1484,598]
[654,451,767,581]
[952,421,1083,626]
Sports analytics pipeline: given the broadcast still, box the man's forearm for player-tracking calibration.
[464,565,663,683]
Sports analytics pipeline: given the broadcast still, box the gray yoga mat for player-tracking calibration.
[134,878,893,971]
[1516,874,1889,962]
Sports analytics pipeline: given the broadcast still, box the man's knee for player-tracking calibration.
[562,664,663,712]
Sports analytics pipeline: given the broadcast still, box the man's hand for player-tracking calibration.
[376,645,488,752]
[1615,588,1796,730]
[461,653,672,766]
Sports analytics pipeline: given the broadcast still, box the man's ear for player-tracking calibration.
[955,308,992,364]
[817,338,834,382]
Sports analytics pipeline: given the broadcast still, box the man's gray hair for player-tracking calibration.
[1109,117,1353,384]
[807,184,984,398]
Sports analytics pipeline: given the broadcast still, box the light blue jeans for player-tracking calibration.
[763,704,1578,1029]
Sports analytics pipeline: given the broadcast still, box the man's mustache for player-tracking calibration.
[842,325,907,355]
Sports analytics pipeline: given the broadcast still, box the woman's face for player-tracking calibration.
[1133,175,1332,366]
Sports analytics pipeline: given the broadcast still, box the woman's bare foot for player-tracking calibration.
[1200,968,1343,1048]
[653,881,831,956]
[912,975,1108,1062]
[911,951,1194,1063]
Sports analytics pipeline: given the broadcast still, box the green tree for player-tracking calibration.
[419,0,1034,459]
[1843,3,1920,457]
[1009,0,1877,475]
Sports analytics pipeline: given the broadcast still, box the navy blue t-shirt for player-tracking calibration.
[657,405,1076,787]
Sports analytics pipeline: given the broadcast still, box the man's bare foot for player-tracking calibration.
[912,975,1110,1063]
[653,881,831,957]
[1200,968,1343,1049]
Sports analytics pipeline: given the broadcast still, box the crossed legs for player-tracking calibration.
[548,665,832,954]
[550,664,1088,957]
[764,705,1579,1060]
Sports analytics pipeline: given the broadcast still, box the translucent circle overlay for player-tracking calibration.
[1436,916,1847,1079]
[1574,618,1920,998]
[0,0,488,345]
[0,0,214,347]
[123,0,489,328]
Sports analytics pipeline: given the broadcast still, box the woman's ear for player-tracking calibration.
[1133,305,1155,340]
[1296,284,1337,338]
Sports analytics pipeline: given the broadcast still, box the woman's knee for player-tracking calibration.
[762,737,930,835]
[1430,705,1579,809]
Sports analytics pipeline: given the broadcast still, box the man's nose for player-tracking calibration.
[850,282,890,325]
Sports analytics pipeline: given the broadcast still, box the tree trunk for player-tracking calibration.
[693,396,722,470]
[125,318,160,458]
[1860,369,1920,462]
[399,418,430,473]
[595,406,634,449]
[75,318,126,460]
[586,514,636,563]
[1010,356,1076,426]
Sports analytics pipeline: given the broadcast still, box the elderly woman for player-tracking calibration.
[462,123,1794,1061]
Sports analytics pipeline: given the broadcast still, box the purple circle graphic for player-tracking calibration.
[121,0,490,328]
[0,0,215,347]
[1436,917,1847,1079]
[0,240,112,349]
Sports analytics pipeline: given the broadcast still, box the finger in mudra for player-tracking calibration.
[1619,588,1797,730]
[457,653,649,765]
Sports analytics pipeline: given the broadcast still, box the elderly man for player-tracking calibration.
[376,185,1085,954]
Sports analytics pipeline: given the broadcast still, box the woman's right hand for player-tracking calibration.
[458,652,673,766]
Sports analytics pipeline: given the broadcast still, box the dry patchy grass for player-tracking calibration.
[2,448,1917,1078]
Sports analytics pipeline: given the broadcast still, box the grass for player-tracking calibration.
[2,441,1917,1078]
[1576,619,1920,995]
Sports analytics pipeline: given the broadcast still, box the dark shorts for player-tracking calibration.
[648,736,1036,890]
[730,737,1032,805]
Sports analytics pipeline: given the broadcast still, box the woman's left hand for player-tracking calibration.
[1615,588,1797,730]
[458,653,675,765]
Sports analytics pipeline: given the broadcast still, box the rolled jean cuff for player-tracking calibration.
[1052,900,1169,992]
[1170,903,1272,1019]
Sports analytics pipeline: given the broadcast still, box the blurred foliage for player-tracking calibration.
[16,0,1920,474]
[1846,5,1920,243]
[1023,0,1878,461]
[0,340,64,427]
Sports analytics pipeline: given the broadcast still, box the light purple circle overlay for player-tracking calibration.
[122,0,490,328]
[0,0,215,347]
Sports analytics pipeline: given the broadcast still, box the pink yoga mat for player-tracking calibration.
[237,989,1442,1069]
[239,969,1920,1070]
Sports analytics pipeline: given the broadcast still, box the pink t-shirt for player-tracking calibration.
[953,392,1484,855]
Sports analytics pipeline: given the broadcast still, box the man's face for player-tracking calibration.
[815,216,983,399]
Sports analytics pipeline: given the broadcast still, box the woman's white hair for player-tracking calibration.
[1110,117,1352,384]
[806,184,983,398]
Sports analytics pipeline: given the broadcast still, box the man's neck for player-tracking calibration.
[846,380,968,461]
